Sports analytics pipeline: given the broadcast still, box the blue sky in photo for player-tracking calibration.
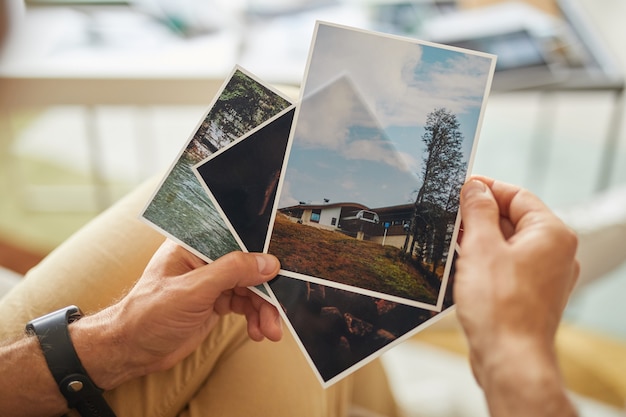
[278,23,495,209]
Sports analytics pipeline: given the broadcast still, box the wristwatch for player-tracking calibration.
[25,305,117,417]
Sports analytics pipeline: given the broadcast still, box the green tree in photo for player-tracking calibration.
[404,108,465,277]
[143,69,291,261]
[193,70,291,156]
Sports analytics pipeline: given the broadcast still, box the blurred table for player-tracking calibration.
[365,0,624,190]
[0,5,235,210]
[0,0,623,212]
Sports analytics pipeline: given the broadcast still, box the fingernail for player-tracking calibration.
[462,180,487,199]
[256,254,278,275]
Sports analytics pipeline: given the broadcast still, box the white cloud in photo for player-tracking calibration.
[304,24,493,130]
[305,26,422,123]
[295,80,354,151]
[297,76,413,174]
[278,177,302,208]
[277,23,494,209]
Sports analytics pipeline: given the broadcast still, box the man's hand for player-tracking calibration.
[455,176,579,417]
[72,240,282,390]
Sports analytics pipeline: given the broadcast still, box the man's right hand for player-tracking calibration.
[455,176,579,417]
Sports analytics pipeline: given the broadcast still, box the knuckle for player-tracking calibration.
[558,224,579,255]
[224,251,250,269]
[572,260,581,286]
[535,218,578,259]
[462,194,496,214]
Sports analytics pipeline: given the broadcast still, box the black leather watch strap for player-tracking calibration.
[26,306,117,417]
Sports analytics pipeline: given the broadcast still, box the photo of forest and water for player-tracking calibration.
[139,21,495,389]
[142,68,292,261]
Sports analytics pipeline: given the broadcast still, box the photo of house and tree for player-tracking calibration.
[268,23,495,308]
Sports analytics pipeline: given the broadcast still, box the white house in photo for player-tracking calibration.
[279,202,416,248]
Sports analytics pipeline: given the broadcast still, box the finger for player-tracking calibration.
[460,179,504,246]
[470,175,521,218]
[244,303,282,342]
[214,290,245,316]
[459,214,514,243]
[236,291,282,341]
[499,216,515,240]
[472,176,558,238]
[245,308,264,342]
[258,302,282,342]
[212,291,266,341]
[228,291,282,342]
[477,177,552,228]
[190,252,280,299]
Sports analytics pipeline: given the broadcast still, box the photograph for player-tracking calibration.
[140,66,292,261]
[267,22,495,310]
[193,107,295,253]
[190,94,458,386]
[268,251,456,387]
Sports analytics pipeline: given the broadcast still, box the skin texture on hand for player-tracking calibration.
[455,176,579,417]
[73,241,283,391]
[0,242,282,417]
[0,180,581,417]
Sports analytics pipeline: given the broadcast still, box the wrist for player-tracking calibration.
[69,309,136,391]
[476,334,577,417]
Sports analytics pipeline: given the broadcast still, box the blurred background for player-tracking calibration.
[0,0,625,415]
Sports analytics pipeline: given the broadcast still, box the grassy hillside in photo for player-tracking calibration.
[269,214,439,304]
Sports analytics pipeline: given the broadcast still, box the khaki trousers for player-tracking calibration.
[0,178,398,417]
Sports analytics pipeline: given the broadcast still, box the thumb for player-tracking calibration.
[193,252,280,295]
[460,179,503,246]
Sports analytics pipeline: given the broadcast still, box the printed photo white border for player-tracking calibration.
[265,21,496,312]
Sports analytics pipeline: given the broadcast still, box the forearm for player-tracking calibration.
[475,337,578,417]
[0,246,281,417]
[0,310,135,417]
[0,336,67,417]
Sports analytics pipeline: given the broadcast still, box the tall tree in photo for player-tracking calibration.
[428,161,465,274]
[403,108,465,276]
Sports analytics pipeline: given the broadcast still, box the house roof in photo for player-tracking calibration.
[281,202,370,211]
